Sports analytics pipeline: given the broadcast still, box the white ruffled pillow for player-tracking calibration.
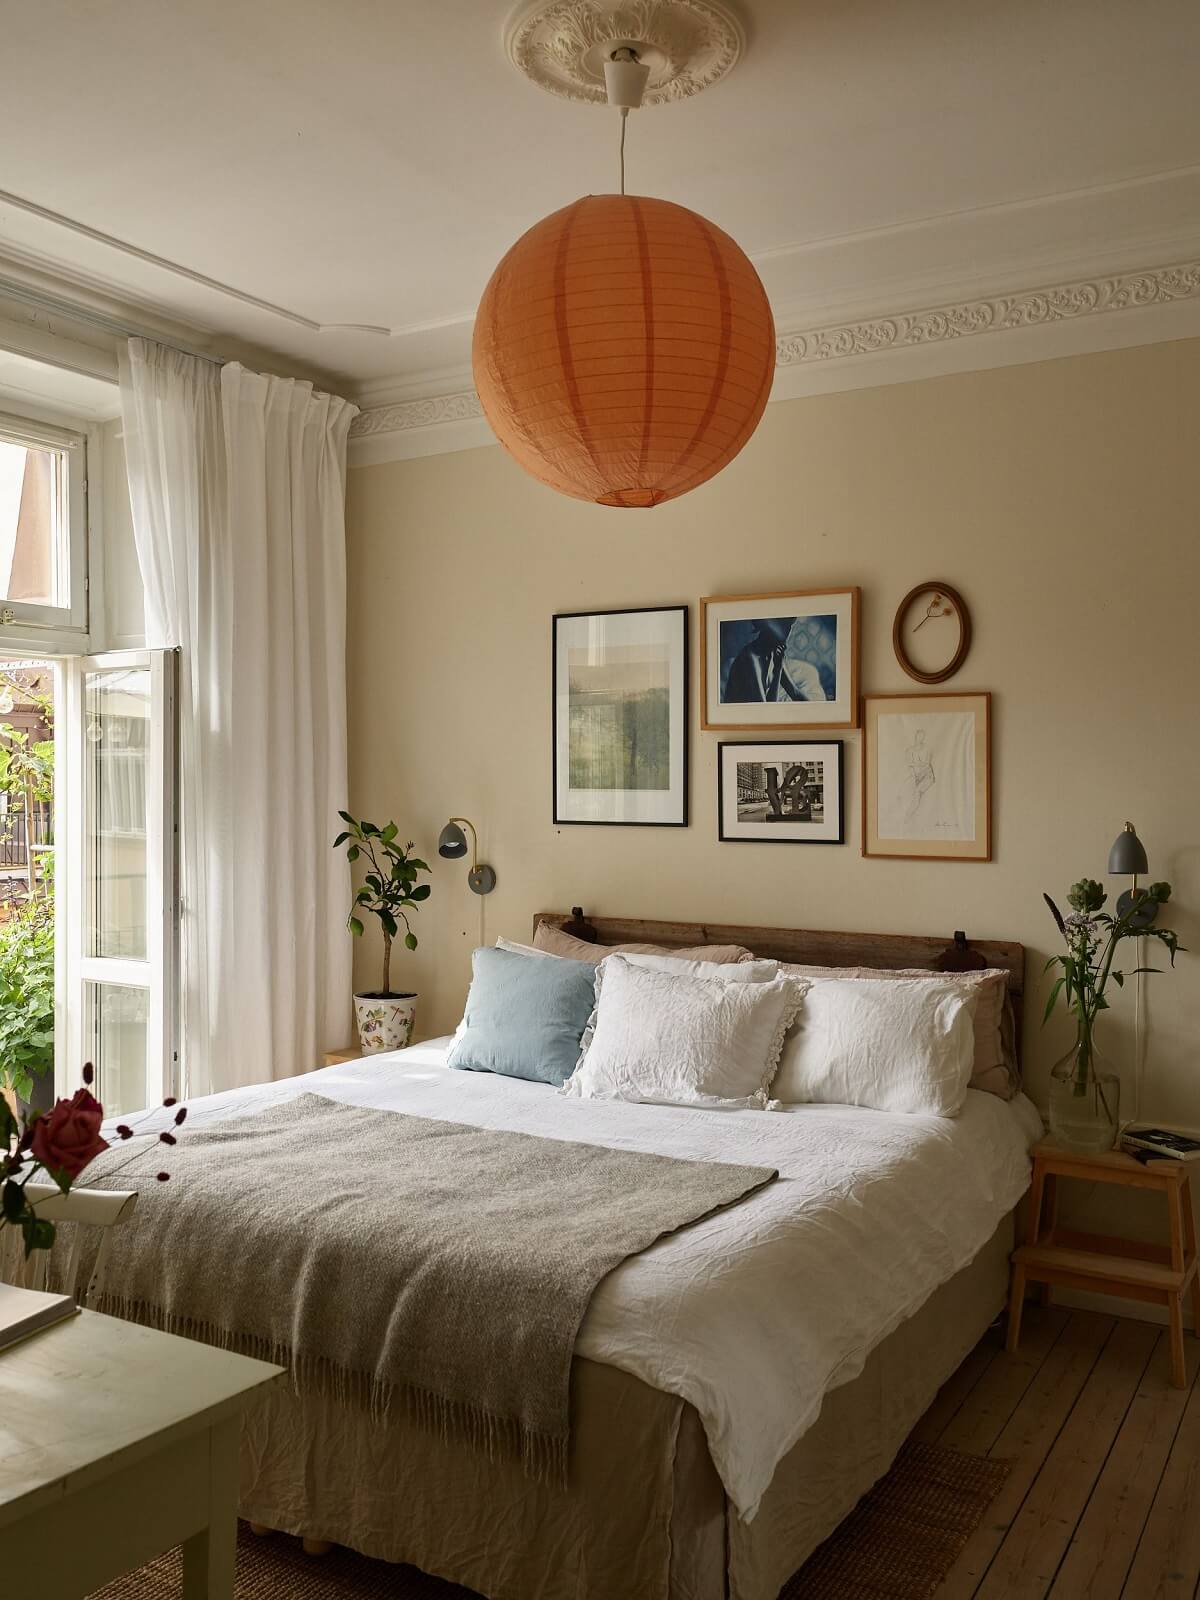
[563,956,807,1110]
[614,951,779,982]
[499,937,778,982]
[772,976,978,1117]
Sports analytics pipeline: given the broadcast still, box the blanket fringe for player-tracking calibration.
[90,1290,568,1487]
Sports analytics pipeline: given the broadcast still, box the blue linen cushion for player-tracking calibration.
[447,945,598,1087]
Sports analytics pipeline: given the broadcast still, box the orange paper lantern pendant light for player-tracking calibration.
[473,194,774,507]
[474,11,774,508]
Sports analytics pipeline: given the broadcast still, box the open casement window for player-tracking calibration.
[59,650,179,1115]
[0,411,87,636]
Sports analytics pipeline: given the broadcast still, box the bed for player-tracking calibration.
[105,914,1039,1599]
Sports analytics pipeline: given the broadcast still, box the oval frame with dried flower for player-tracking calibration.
[892,581,972,684]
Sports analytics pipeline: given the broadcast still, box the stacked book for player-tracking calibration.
[1121,1127,1200,1162]
[0,1282,78,1352]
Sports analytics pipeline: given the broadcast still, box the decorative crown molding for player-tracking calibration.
[504,0,744,106]
[350,389,484,437]
[348,256,1200,458]
[775,261,1200,366]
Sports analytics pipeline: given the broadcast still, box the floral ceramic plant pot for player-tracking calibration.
[354,993,418,1055]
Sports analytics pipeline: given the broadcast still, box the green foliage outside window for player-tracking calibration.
[0,666,55,1098]
[0,896,54,1102]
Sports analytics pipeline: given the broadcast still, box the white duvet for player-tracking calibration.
[164,1040,1040,1519]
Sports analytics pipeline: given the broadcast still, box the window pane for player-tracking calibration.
[0,438,64,608]
[85,982,148,1116]
[85,667,149,959]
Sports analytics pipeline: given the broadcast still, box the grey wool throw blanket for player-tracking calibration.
[76,1094,777,1482]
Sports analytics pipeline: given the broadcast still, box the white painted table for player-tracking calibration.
[0,1305,283,1598]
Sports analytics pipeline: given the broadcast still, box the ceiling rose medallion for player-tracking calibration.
[477,0,770,509]
[504,0,745,106]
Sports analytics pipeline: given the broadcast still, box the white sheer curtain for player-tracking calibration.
[119,339,355,1096]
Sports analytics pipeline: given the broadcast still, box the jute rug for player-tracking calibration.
[90,1441,1008,1600]
[779,1441,1010,1599]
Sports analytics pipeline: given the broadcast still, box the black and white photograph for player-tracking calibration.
[718,741,845,843]
[553,606,688,826]
[702,589,860,729]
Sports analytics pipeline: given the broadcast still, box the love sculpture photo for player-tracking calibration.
[718,741,845,844]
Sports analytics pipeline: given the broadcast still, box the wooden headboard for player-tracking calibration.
[534,910,1026,1061]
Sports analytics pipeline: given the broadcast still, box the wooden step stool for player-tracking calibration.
[1007,1139,1200,1387]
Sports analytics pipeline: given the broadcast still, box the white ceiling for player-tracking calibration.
[1,0,1198,398]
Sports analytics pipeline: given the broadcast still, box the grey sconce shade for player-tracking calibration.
[1108,820,1157,926]
[1108,821,1149,877]
[438,816,496,896]
[437,822,468,860]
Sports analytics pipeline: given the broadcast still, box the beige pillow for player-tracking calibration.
[779,963,1018,1099]
[535,922,754,966]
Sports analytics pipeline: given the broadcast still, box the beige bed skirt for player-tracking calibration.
[239,1217,1013,1600]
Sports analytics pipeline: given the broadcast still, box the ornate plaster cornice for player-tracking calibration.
[350,389,484,437]
[775,261,1200,366]
[348,257,1200,449]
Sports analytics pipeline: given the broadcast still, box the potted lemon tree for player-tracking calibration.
[334,814,430,1054]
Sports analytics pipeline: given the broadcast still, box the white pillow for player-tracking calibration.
[495,936,555,959]
[613,951,779,983]
[496,939,778,983]
[563,956,807,1110]
[772,977,978,1117]
[779,961,1016,1100]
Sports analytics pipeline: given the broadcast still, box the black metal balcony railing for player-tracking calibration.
[0,807,53,870]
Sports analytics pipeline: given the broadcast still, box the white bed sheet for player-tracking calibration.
[154,1041,1040,1520]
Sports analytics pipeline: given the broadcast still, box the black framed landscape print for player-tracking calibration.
[553,606,688,826]
[701,588,860,730]
[718,742,845,843]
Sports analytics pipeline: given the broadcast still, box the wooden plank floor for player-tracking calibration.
[923,1307,1200,1599]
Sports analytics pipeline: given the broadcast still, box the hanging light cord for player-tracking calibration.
[1131,938,1145,1128]
[619,107,628,195]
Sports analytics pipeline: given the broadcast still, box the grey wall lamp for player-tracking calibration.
[1108,821,1157,927]
[438,817,496,895]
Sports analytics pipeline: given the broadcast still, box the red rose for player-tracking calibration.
[30,1089,109,1182]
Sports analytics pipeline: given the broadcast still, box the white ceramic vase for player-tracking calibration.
[353,993,418,1055]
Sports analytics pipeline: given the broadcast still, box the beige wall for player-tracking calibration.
[346,337,1200,1127]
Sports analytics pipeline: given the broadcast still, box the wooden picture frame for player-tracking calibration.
[862,691,991,861]
[552,605,689,827]
[717,741,845,843]
[700,588,860,731]
[892,581,972,684]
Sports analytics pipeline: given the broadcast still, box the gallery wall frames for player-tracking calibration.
[718,741,845,844]
[862,691,991,861]
[552,606,688,827]
[701,588,861,731]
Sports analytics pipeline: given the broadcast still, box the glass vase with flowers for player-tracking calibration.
[1043,878,1180,1152]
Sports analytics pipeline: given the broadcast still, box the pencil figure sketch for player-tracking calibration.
[877,711,975,841]
[904,727,935,822]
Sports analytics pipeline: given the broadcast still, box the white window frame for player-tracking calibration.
[0,401,91,647]
[57,648,180,1108]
